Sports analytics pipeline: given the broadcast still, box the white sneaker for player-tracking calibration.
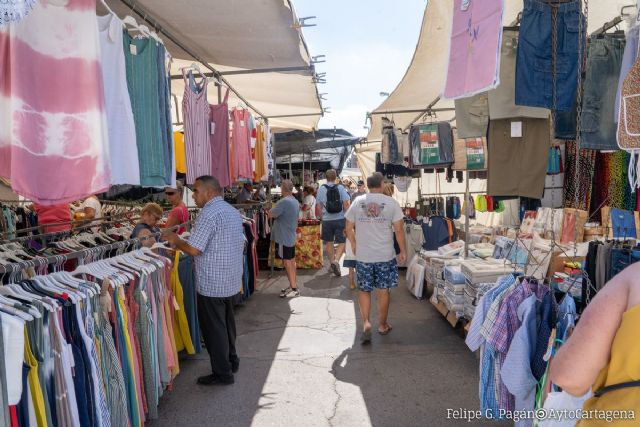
[279,287,300,298]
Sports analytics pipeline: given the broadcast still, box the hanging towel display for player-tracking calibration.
[443,0,504,99]
[409,122,454,169]
[0,0,111,205]
[452,129,488,171]
[98,13,141,186]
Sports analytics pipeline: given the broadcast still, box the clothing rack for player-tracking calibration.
[2,216,142,245]
[0,222,192,275]
[1,209,140,239]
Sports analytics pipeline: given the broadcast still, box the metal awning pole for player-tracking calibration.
[464,171,470,259]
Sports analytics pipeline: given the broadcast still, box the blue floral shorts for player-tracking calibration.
[355,259,398,292]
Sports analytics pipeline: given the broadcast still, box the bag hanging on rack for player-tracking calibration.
[609,207,638,239]
[559,208,588,244]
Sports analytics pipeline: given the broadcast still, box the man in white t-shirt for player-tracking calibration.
[345,172,406,344]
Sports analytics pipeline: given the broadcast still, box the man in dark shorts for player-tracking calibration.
[316,169,351,276]
[268,179,301,297]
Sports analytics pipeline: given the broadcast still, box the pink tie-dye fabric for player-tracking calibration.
[443,0,504,100]
[0,0,111,205]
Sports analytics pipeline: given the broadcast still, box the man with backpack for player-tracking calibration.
[316,169,351,276]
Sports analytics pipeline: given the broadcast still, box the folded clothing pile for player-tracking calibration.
[444,265,466,315]
[469,243,496,259]
[461,259,515,284]
[493,236,515,259]
[464,281,496,320]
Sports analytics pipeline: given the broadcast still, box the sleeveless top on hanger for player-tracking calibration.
[98,13,140,186]
[210,89,231,188]
[124,32,166,187]
[617,37,640,190]
[182,70,211,185]
[231,108,253,181]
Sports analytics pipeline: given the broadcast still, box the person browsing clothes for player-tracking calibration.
[268,180,301,298]
[164,181,189,234]
[131,203,163,248]
[162,175,245,386]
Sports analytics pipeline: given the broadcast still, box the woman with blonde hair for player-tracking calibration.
[131,203,163,247]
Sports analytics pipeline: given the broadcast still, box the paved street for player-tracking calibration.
[149,266,504,427]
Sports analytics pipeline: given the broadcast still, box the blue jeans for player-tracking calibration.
[515,0,585,112]
[609,247,640,279]
[579,35,626,150]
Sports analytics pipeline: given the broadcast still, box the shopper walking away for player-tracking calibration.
[351,180,367,202]
[294,183,304,203]
[268,180,301,297]
[301,186,317,220]
[550,262,640,423]
[317,169,351,276]
[162,175,244,386]
[345,172,407,343]
[164,181,189,234]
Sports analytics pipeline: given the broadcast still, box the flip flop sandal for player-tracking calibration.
[378,325,393,335]
[360,329,372,344]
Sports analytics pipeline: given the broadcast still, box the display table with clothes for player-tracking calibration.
[269,220,323,269]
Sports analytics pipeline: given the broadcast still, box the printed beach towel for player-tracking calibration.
[443,0,504,99]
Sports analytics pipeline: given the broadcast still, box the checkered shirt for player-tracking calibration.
[486,278,550,411]
[189,197,245,297]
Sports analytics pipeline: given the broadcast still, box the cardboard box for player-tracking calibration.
[547,252,585,277]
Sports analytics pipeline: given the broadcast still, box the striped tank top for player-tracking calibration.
[182,70,211,184]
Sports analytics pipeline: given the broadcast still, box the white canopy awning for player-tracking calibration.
[102,0,323,131]
[365,0,627,142]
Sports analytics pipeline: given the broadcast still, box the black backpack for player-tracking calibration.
[323,184,343,214]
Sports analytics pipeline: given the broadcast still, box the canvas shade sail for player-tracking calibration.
[101,0,323,131]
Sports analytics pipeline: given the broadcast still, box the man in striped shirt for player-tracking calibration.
[163,175,245,386]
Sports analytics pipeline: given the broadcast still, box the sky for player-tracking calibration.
[293,0,427,137]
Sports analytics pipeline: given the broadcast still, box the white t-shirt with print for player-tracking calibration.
[345,193,404,263]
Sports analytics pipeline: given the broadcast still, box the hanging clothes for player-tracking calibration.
[231,108,254,181]
[254,123,268,182]
[182,70,212,185]
[157,43,175,187]
[209,89,232,188]
[443,0,504,99]
[124,32,166,187]
[0,0,111,205]
[173,132,187,174]
[98,13,141,186]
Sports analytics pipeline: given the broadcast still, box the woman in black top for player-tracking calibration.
[131,203,163,247]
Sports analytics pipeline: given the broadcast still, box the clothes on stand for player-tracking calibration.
[182,70,211,185]
[98,13,140,186]
[487,118,550,199]
[563,141,596,211]
[124,32,167,187]
[231,108,254,182]
[443,0,503,99]
[0,248,205,427]
[210,90,232,188]
[0,0,111,205]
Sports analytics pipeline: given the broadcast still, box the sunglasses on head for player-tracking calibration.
[165,191,177,196]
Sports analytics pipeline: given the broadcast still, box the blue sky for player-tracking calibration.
[293,0,427,137]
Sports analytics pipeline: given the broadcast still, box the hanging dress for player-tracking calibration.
[98,13,140,186]
[0,0,111,204]
[209,89,231,187]
[182,70,211,185]
[231,108,253,181]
